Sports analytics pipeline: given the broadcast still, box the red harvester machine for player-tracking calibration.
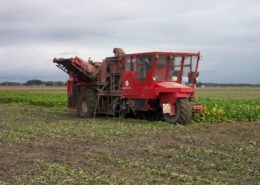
[53,48,201,124]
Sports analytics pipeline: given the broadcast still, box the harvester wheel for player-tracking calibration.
[113,98,127,118]
[163,98,192,124]
[112,98,120,117]
[77,88,97,117]
[119,108,127,118]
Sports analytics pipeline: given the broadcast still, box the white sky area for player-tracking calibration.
[0,0,259,83]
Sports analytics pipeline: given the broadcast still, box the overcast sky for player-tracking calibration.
[0,0,259,83]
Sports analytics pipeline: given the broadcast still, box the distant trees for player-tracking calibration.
[0,80,259,87]
[199,83,260,87]
[25,79,44,86]
[0,82,21,86]
[0,79,66,86]
[44,81,66,86]
[197,82,203,87]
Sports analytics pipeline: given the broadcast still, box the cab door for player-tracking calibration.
[121,54,154,98]
[135,55,153,98]
[121,55,138,97]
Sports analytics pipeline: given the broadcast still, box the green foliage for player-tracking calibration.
[0,88,259,123]
[195,99,260,123]
[0,92,66,107]
[0,180,10,185]
[29,160,119,185]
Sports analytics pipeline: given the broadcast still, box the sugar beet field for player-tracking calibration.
[0,86,259,184]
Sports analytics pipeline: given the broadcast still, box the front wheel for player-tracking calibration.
[77,88,97,117]
[163,98,192,124]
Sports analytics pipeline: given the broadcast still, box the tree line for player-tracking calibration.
[197,82,260,87]
[0,79,66,86]
[0,80,259,87]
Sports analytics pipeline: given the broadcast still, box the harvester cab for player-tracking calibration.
[120,52,200,123]
[53,48,201,124]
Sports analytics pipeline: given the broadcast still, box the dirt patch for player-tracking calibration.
[0,122,259,184]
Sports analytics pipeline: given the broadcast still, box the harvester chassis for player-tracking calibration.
[54,48,202,124]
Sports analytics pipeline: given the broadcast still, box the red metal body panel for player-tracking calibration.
[100,61,107,84]
[121,51,200,101]
[67,75,73,98]
[53,49,201,121]
[72,57,99,79]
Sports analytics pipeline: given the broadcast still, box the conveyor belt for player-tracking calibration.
[53,57,100,81]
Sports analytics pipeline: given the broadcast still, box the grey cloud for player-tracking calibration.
[0,0,260,83]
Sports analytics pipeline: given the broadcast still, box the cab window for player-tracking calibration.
[168,56,182,82]
[131,56,137,71]
[125,56,131,71]
[137,55,153,81]
[154,55,168,81]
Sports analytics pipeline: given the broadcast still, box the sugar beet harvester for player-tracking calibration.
[53,48,201,124]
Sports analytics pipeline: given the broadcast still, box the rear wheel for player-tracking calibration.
[163,98,192,124]
[77,88,97,117]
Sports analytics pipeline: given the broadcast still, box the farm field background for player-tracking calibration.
[0,86,259,123]
[0,86,259,184]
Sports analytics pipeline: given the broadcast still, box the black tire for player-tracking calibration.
[113,98,127,118]
[77,88,97,117]
[119,107,127,119]
[112,98,120,117]
[163,98,192,124]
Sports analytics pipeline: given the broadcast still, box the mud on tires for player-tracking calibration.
[163,98,192,124]
[77,88,97,118]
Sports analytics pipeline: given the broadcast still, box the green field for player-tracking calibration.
[0,86,259,184]
[0,87,259,123]
[197,87,260,100]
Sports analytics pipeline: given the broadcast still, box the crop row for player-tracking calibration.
[0,92,67,107]
[0,91,259,123]
[194,99,259,123]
